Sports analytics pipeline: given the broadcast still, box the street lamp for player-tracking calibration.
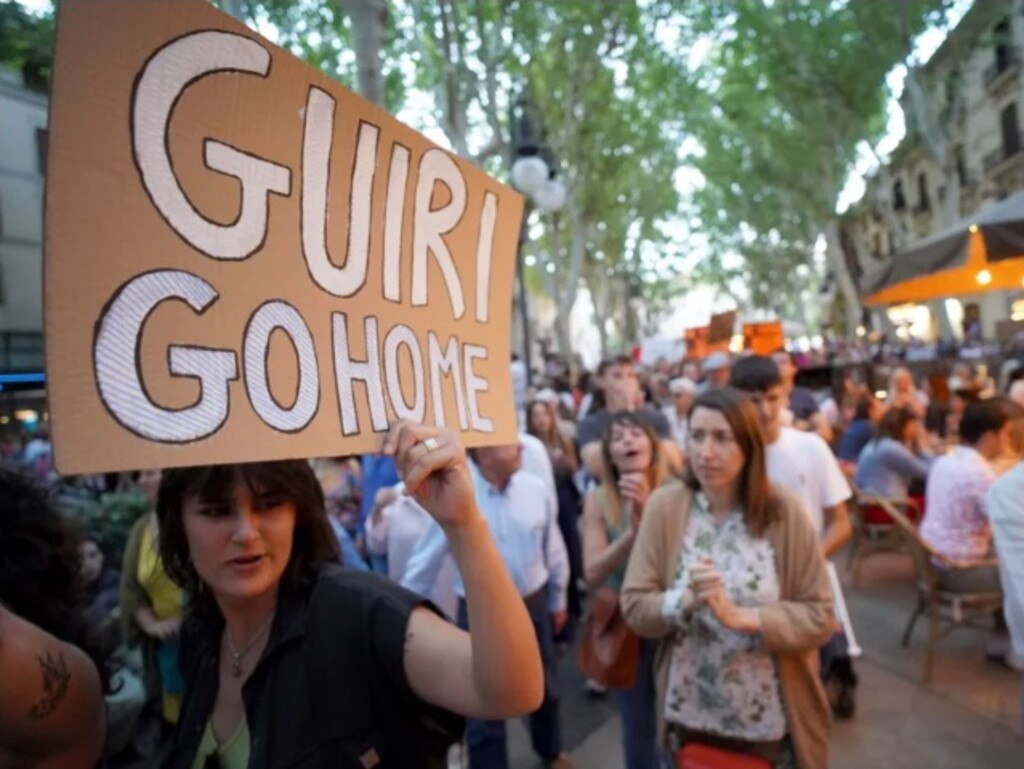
[509,96,566,387]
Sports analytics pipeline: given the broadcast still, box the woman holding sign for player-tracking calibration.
[157,422,543,769]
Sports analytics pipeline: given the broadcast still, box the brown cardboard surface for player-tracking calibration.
[707,310,737,345]
[45,0,523,474]
[684,326,708,360]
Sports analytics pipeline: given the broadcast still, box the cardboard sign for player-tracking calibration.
[742,322,784,356]
[683,327,708,360]
[45,1,523,474]
[707,310,737,346]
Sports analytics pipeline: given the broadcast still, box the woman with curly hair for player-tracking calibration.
[0,467,110,768]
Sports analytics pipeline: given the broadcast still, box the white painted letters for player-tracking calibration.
[412,149,467,318]
[243,301,319,431]
[132,31,291,259]
[463,343,494,432]
[428,332,468,429]
[383,325,426,421]
[94,270,238,442]
[332,313,389,435]
[302,87,379,297]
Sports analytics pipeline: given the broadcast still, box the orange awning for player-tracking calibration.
[864,230,1024,307]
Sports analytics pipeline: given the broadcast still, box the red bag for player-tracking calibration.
[676,743,773,769]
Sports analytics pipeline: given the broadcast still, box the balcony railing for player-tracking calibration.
[983,144,1023,174]
[984,49,1020,90]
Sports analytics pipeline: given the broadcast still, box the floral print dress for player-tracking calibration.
[663,495,787,742]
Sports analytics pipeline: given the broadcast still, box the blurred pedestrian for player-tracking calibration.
[0,468,110,768]
[581,411,671,769]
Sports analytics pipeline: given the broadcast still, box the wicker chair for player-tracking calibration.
[846,485,910,584]
[873,496,1002,683]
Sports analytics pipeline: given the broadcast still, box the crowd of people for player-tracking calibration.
[2,344,1024,769]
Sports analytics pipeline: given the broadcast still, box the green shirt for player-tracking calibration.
[191,718,250,769]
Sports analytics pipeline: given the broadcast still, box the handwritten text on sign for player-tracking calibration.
[46,1,521,473]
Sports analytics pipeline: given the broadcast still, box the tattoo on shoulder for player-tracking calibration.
[27,650,71,721]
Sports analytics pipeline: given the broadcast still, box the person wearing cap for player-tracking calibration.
[664,377,698,449]
[699,352,731,393]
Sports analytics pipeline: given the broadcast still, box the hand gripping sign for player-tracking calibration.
[45,1,523,474]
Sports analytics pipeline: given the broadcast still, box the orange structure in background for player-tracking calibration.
[865,229,1024,306]
[743,321,784,355]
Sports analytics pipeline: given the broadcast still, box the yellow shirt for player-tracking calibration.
[137,516,184,621]
[137,515,185,722]
[191,719,250,769]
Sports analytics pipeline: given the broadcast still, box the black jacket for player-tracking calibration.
[161,566,463,768]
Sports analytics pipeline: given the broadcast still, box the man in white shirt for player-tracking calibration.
[988,463,1024,704]
[363,483,458,619]
[730,356,852,558]
[403,442,572,769]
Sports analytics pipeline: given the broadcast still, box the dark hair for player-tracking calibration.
[952,387,981,403]
[875,406,916,443]
[0,468,115,691]
[959,400,1010,445]
[993,395,1024,421]
[684,387,782,536]
[526,399,574,458]
[852,393,875,421]
[156,461,340,597]
[600,411,662,487]
[597,354,633,377]
[729,355,782,393]
[599,411,668,528]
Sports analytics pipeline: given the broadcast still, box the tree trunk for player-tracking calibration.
[824,221,861,336]
[552,203,588,356]
[590,275,610,360]
[338,0,388,106]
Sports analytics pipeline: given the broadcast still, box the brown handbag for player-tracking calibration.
[576,586,640,689]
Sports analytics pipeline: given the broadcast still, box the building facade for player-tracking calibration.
[843,0,1024,342]
[0,65,48,433]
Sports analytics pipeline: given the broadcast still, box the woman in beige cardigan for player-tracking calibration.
[621,387,833,769]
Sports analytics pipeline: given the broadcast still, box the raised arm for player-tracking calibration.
[384,423,543,720]
[620,486,678,639]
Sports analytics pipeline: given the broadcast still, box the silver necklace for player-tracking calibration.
[225,613,275,678]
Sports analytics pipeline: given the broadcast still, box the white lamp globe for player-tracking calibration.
[534,178,567,212]
[511,155,549,195]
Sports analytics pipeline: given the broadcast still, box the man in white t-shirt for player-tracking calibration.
[731,356,852,558]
